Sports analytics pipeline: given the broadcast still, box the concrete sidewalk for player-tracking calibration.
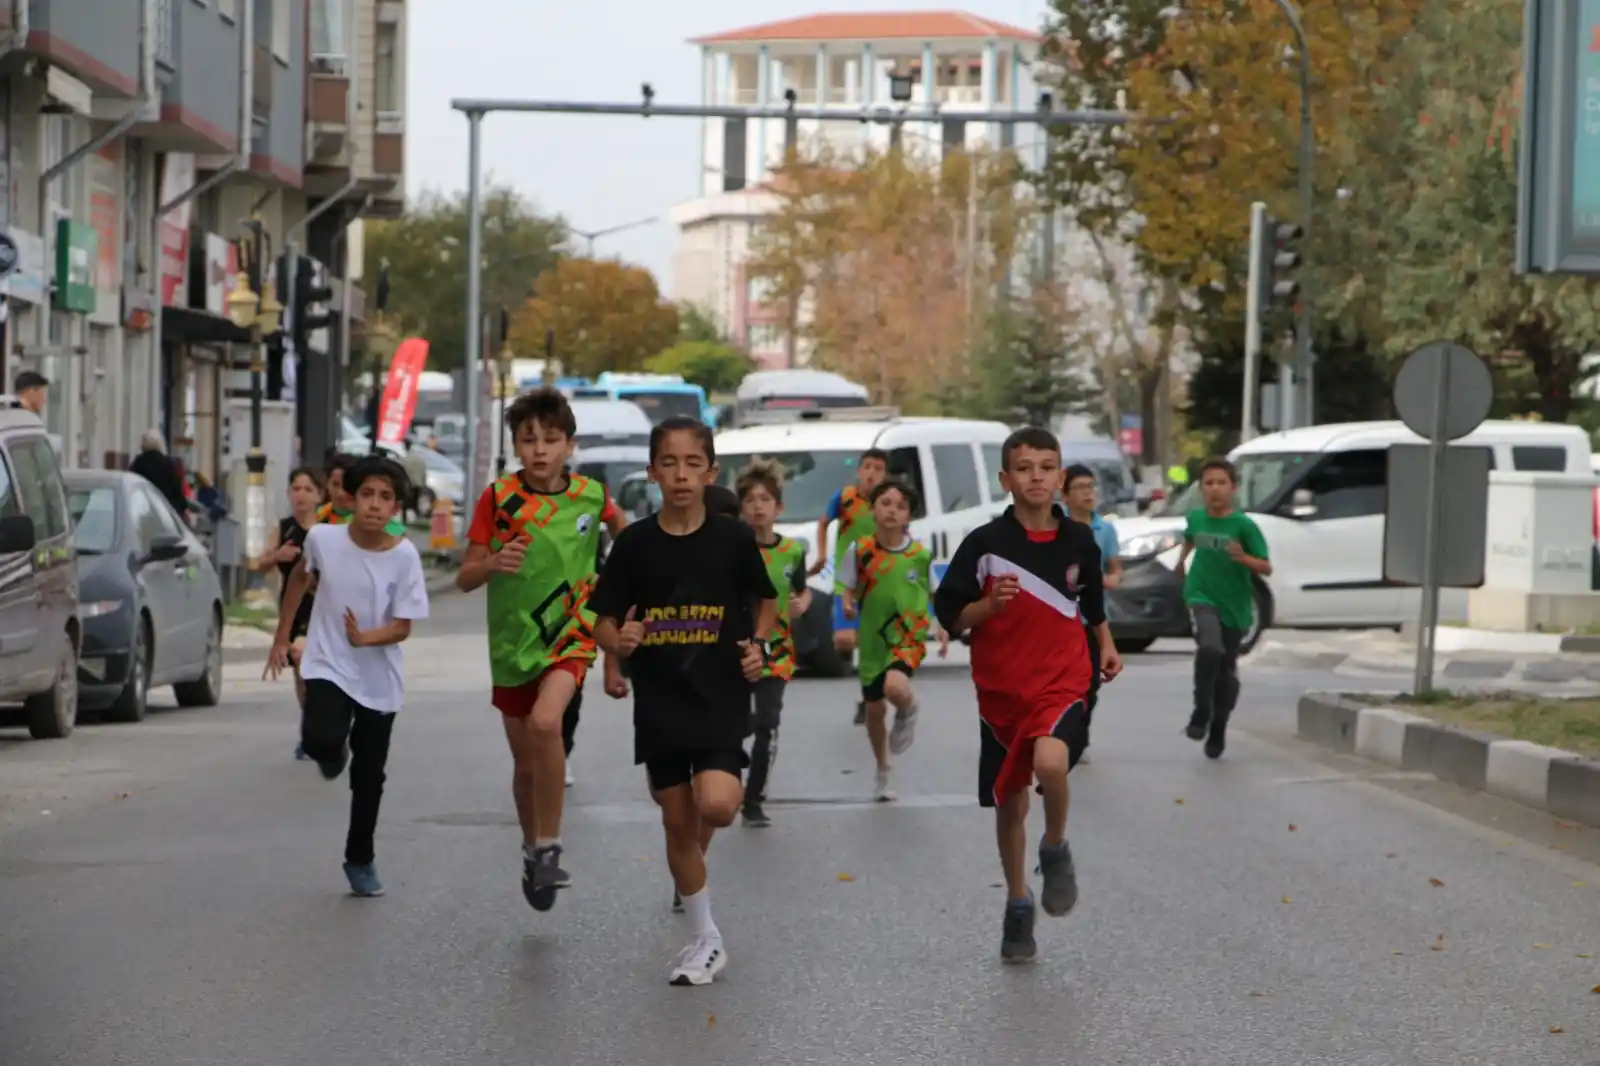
[1250,629,1600,690]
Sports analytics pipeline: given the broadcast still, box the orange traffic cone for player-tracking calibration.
[430,497,458,551]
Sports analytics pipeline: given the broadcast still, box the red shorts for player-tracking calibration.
[493,660,588,718]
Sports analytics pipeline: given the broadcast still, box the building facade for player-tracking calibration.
[670,10,1041,369]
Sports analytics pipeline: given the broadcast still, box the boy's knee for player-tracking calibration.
[1033,736,1071,778]
[697,797,739,828]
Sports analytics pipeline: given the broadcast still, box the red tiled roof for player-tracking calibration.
[690,10,1041,45]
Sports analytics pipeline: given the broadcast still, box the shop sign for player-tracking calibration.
[53,219,97,314]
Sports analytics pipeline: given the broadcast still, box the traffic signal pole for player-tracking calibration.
[1242,202,1267,442]
[448,92,1140,514]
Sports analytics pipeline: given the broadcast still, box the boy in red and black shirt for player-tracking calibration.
[934,426,1123,964]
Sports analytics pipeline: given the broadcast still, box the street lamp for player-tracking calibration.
[226,219,283,570]
[568,216,658,257]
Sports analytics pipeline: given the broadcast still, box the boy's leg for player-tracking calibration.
[651,755,734,986]
[1034,726,1080,918]
[526,665,580,841]
[562,688,582,787]
[884,665,918,755]
[861,673,894,799]
[996,788,1037,962]
[343,705,396,896]
[1187,607,1226,739]
[1206,626,1246,757]
[302,680,355,778]
[743,679,783,824]
[1081,625,1101,761]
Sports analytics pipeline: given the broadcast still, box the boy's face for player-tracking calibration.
[516,419,574,482]
[327,469,353,511]
[740,484,780,529]
[872,488,911,531]
[352,476,399,532]
[1066,475,1098,514]
[289,474,321,513]
[999,446,1062,508]
[648,429,716,510]
[1200,467,1236,508]
[856,457,887,493]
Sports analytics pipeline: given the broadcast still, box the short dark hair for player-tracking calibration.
[649,416,715,464]
[1064,463,1095,489]
[735,456,784,504]
[1199,456,1238,484]
[14,371,48,390]
[860,447,889,466]
[506,387,577,438]
[288,465,323,488]
[870,477,918,512]
[345,455,410,500]
[706,483,741,518]
[324,452,359,478]
[1001,426,1061,470]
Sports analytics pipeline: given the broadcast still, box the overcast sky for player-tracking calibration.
[405,1,1051,296]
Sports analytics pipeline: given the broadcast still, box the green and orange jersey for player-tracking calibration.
[315,502,407,537]
[839,534,934,681]
[467,472,618,688]
[757,535,808,681]
[829,484,877,585]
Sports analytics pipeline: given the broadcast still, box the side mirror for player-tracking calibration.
[1288,488,1318,519]
[0,513,35,553]
[145,533,187,563]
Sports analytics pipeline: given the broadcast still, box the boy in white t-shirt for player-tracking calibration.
[270,455,430,898]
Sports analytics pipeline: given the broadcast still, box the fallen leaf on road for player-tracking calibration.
[707,1014,715,1027]
[1549,1026,1564,1034]
[40,810,50,816]
[1248,990,1271,997]
[1385,852,1399,859]
[1287,824,1297,832]
[1429,878,1445,887]
[1550,844,1570,851]
[837,873,856,882]
[1592,985,1600,995]
[1575,881,1589,887]
[1281,896,1293,904]
[1500,839,1514,846]
[1432,934,1446,952]
[1578,953,1594,959]
[1392,950,1405,955]
[1534,943,1553,950]
[115,793,129,800]
[1555,820,1576,829]
[1174,798,1186,805]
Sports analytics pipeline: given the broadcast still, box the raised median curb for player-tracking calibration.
[1296,692,1600,830]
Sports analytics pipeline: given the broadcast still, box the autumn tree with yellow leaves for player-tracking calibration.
[507,257,681,379]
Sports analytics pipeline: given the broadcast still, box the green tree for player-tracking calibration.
[363,184,566,372]
[954,293,1099,427]
[676,303,727,345]
[646,340,752,393]
[508,258,681,378]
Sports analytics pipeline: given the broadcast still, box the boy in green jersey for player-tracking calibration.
[457,388,627,912]
[1173,457,1271,760]
[839,480,948,802]
[810,448,888,726]
[735,457,812,828]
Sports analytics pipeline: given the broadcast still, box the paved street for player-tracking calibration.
[3,594,1598,1065]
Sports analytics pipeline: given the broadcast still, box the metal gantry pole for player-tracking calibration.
[1242,202,1267,442]
[1272,0,1315,426]
[462,110,486,515]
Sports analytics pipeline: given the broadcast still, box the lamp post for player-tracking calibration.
[568,216,657,257]
[493,306,512,476]
[225,219,283,570]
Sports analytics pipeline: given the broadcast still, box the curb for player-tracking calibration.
[1560,634,1600,654]
[1296,693,1600,830]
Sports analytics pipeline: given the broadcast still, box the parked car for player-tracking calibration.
[411,445,465,517]
[0,403,79,738]
[64,470,224,722]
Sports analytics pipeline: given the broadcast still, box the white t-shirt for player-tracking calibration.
[299,524,430,712]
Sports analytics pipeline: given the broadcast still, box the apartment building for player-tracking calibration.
[0,0,405,485]
[669,10,1042,369]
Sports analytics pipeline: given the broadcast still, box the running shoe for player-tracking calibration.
[672,889,684,914]
[523,845,570,911]
[1204,725,1227,760]
[1038,837,1079,917]
[293,743,309,761]
[343,862,385,898]
[564,767,575,788]
[873,767,896,802]
[1184,712,1208,741]
[741,802,772,828]
[669,934,728,986]
[889,702,919,755]
[1001,894,1037,963]
[853,701,866,726]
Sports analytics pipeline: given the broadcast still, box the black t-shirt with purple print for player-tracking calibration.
[590,512,777,763]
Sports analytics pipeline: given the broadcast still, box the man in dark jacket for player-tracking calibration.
[129,429,189,516]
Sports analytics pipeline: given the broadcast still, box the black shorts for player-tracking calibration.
[644,747,749,793]
[861,661,915,702]
[976,701,1088,809]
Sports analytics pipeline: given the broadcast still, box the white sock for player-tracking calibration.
[534,837,561,850]
[680,887,719,939]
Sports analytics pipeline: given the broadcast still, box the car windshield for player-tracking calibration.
[414,447,461,474]
[620,390,701,424]
[433,417,466,442]
[411,392,457,426]
[574,431,651,448]
[716,450,860,523]
[575,460,647,490]
[68,486,118,554]
[1165,452,1313,514]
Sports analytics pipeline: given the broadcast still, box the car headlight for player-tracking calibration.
[78,599,124,619]
[1120,531,1182,560]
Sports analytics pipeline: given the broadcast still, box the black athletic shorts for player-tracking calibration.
[977,701,1088,809]
[861,661,915,702]
[644,747,749,793]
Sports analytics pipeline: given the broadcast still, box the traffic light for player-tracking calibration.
[276,253,334,354]
[1262,218,1303,310]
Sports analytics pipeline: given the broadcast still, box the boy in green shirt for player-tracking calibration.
[1174,457,1272,759]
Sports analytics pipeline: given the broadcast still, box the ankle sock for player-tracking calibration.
[680,886,719,938]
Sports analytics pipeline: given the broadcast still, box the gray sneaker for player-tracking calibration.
[888,702,919,755]
[1001,894,1037,963]
[523,845,570,912]
[1038,837,1079,917]
[343,862,385,898]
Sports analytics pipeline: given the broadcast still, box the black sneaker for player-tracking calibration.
[672,889,684,913]
[1184,712,1208,741]
[1205,725,1227,760]
[741,803,771,828]
[317,741,350,780]
[523,845,571,912]
[1037,837,1079,917]
[1000,894,1037,963]
[853,701,866,726]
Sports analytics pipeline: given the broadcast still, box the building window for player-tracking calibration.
[745,323,784,351]
[272,0,291,61]
[375,22,399,114]
[310,0,346,70]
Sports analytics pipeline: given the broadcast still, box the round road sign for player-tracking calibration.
[1392,341,1494,442]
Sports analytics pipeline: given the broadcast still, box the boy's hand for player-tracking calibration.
[807,556,826,577]
[273,541,301,565]
[841,597,856,620]
[603,656,629,699]
[344,608,369,647]
[937,628,950,658]
[1226,541,1246,562]
[492,534,530,574]
[738,640,765,682]
[987,574,1021,614]
[794,588,813,617]
[265,642,291,680]
[615,606,646,658]
[1100,645,1124,682]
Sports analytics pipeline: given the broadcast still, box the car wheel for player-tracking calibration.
[416,489,435,519]
[1117,637,1157,654]
[105,615,152,723]
[25,632,79,740]
[1237,580,1273,656]
[174,607,223,708]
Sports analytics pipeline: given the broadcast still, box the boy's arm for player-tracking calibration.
[1233,519,1273,576]
[590,533,632,656]
[457,487,501,592]
[808,492,841,575]
[273,557,312,646]
[737,528,780,640]
[933,529,987,636]
[601,494,628,537]
[357,550,431,647]
[835,545,857,616]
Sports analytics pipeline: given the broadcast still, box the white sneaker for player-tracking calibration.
[873,767,897,802]
[889,703,919,755]
[564,767,575,788]
[669,934,727,986]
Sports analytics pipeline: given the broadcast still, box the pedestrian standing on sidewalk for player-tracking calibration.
[1173,457,1271,760]
[1062,464,1123,764]
[934,427,1122,963]
[735,457,811,828]
[592,416,776,986]
[268,455,430,898]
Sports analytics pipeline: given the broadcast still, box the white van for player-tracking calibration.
[714,409,1012,674]
[1113,420,1595,652]
[732,369,870,426]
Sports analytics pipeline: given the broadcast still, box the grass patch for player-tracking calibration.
[225,600,279,632]
[1392,691,1600,757]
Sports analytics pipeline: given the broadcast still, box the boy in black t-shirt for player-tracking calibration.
[592,417,777,987]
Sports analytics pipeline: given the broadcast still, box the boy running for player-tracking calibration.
[456,388,627,913]
[269,455,430,898]
[592,416,776,986]
[838,480,946,803]
[735,457,811,828]
[1173,457,1271,759]
[810,448,888,725]
[318,452,408,536]
[934,427,1122,963]
[1062,464,1123,763]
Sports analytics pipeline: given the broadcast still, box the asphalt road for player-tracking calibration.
[2,593,1598,1066]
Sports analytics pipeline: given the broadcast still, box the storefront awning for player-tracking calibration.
[161,306,252,346]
